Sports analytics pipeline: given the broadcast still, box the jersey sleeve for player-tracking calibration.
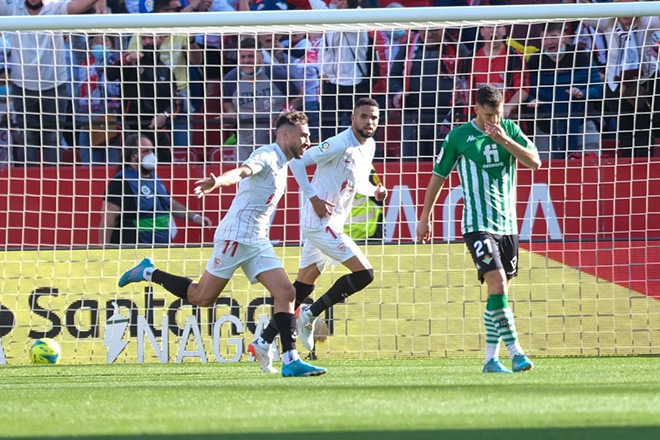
[432,133,460,178]
[505,119,536,151]
[242,150,271,176]
[300,137,345,167]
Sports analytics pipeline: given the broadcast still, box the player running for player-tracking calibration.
[249,98,387,373]
[118,112,326,377]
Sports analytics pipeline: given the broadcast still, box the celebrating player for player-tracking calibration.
[417,85,541,374]
[118,112,326,377]
[249,98,387,373]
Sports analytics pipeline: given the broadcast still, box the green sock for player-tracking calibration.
[487,295,523,357]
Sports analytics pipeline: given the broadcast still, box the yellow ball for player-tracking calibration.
[29,338,61,364]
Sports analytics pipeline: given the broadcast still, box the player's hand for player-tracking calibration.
[374,184,388,202]
[416,219,432,244]
[484,121,509,145]
[310,196,334,219]
[194,173,218,198]
[567,87,584,99]
[193,214,213,227]
[392,92,404,109]
[527,99,540,109]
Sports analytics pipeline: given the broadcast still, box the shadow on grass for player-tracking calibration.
[9,427,660,440]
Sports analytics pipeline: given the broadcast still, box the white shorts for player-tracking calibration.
[205,239,282,284]
[299,226,365,273]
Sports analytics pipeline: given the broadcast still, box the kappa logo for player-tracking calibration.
[467,135,477,142]
[482,254,493,265]
[318,141,331,153]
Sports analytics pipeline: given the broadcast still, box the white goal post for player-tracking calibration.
[0,3,659,365]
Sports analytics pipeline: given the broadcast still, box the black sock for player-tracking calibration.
[294,280,315,308]
[151,269,192,301]
[259,281,315,344]
[273,312,297,353]
[309,269,374,316]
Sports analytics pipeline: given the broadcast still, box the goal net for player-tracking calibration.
[0,3,659,365]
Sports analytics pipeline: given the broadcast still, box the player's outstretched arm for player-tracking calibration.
[417,174,446,244]
[194,166,253,198]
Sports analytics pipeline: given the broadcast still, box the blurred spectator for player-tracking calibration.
[390,28,468,157]
[585,4,660,157]
[469,25,529,118]
[283,32,323,142]
[77,34,122,164]
[318,0,372,139]
[99,133,212,245]
[0,60,11,167]
[526,22,603,159]
[127,0,204,148]
[1,0,104,166]
[221,37,301,162]
[106,34,175,162]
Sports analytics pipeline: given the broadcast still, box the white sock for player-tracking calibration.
[143,267,154,281]
[255,337,268,347]
[507,342,524,360]
[485,341,501,363]
[282,349,300,365]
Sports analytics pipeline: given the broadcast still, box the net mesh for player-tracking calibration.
[0,11,659,364]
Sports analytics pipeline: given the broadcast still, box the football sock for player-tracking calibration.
[309,269,374,317]
[274,312,298,365]
[488,294,524,359]
[151,270,192,301]
[259,281,315,344]
[484,309,501,363]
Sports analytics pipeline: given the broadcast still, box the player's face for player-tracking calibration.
[476,103,503,126]
[352,105,379,139]
[287,122,311,159]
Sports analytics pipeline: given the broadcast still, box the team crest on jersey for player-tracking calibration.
[318,141,331,153]
[213,257,222,269]
[337,243,346,252]
[482,254,493,265]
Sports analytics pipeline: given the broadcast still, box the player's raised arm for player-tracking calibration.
[194,166,253,198]
[417,174,446,244]
[484,121,541,171]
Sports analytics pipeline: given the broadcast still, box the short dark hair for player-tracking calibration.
[544,22,565,35]
[347,0,360,8]
[476,85,504,108]
[354,97,379,111]
[276,111,308,131]
[123,133,151,164]
[239,37,257,50]
[153,0,172,12]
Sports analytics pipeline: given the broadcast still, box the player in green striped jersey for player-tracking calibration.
[417,85,541,373]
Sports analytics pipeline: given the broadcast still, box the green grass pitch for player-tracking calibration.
[2,358,659,439]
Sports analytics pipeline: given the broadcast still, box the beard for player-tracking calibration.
[25,0,44,10]
[356,127,374,139]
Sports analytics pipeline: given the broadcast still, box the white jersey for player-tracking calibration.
[291,128,377,231]
[214,143,288,244]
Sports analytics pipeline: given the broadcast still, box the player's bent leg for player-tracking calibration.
[257,268,326,376]
[185,271,230,308]
[118,257,154,287]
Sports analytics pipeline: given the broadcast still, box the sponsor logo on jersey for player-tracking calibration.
[467,135,477,142]
[140,185,154,199]
[318,141,331,153]
[482,254,493,265]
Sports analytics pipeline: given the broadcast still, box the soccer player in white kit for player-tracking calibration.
[249,98,387,371]
[118,112,326,377]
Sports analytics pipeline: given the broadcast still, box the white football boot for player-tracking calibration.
[297,306,317,351]
[248,340,277,374]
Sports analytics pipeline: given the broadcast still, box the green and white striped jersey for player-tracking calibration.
[433,119,536,236]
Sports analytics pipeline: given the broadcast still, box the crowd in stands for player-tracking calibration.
[0,0,658,167]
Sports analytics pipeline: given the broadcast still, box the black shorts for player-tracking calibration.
[463,231,519,284]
